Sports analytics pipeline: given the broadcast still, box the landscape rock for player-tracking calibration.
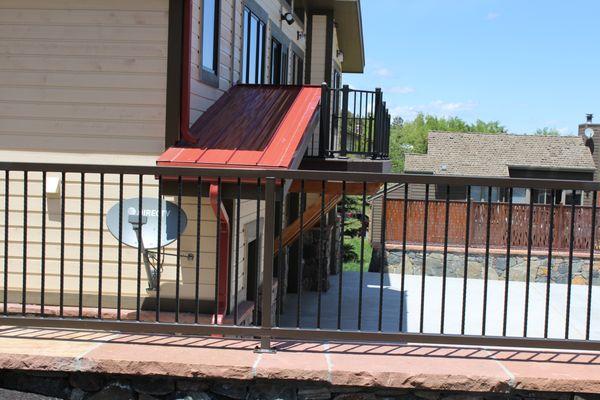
[177,380,211,392]
[386,249,597,286]
[0,372,70,399]
[211,381,247,399]
[132,377,175,395]
[69,388,86,400]
[87,384,135,400]
[167,391,213,400]
[0,388,61,400]
[139,395,162,400]
[414,391,441,400]
[333,394,377,400]
[69,373,104,392]
[298,387,331,400]
[248,383,297,400]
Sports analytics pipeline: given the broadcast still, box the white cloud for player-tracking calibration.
[374,67,393,77]
[391,100,478,120]
[387,86,415,94]
[486,12,500,20]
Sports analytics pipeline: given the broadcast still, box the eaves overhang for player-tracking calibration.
[302,0,365,73]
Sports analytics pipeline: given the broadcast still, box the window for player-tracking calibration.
[242,7,266,84]
[270,38,287,84]
[470,186,503,202]
[564,190,583,205]
[511,187,528,204]
[201,0,220,84]
[291,52,304,85]
[532,189,562,205]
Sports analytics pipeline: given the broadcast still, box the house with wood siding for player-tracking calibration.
[369,126,598,269]
[0,0,391,324]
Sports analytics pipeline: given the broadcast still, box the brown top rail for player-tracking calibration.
[1,162,599,191]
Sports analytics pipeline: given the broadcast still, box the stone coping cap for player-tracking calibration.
[0,326,599,394]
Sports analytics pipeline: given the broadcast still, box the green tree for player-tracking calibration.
[389,113,507,171]
[534,127,561,136]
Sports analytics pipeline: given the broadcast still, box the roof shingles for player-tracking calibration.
[405,132,595,177]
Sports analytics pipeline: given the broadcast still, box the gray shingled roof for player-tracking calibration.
[404,132,595,177]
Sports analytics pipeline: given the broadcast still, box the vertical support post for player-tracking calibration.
[340,84,350,158]
[385,112,391,158]
[259,177,277,352]
[373,88,383,159]
[319,83,329,158]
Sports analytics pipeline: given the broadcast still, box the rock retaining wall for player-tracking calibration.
[384,249,600,286]
[0,370,597,400]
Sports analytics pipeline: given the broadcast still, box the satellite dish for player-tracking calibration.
[585,127,595,138]
[106,198,187,249]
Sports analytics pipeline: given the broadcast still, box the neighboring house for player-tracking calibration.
[0,0,390,324]
[370,126,597,256]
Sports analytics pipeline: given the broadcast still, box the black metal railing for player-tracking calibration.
[0,161,599,351]
[308,84,391,159]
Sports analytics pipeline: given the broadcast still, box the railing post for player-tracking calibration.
[258,176,276,352]
[340,84,350,158]
[318,83,329,158]
[373,88,383,159]
[385,109,391,158]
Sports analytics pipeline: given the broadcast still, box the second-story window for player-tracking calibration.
[270,38,289,85]
[270,38,282,84]
[242,6,266,84]
[291,52,303,85]
[201,0,220,85]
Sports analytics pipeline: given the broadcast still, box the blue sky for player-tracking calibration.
[344,0,600,135]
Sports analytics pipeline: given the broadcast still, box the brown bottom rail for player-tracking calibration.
[1,316,599,352]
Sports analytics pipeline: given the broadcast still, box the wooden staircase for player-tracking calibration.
[274,193,341,254]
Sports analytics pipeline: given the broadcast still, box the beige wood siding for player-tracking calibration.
[0,170,224,310]
[229,199,265,310]
[309,15,327,85]
[0,0,169,155]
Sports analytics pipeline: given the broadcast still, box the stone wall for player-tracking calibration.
[385,249,600,286]
[0,370,597,400]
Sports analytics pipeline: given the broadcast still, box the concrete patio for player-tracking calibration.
[280,271,600,340]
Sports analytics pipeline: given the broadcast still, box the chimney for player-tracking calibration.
[579,114,600,182]
[579,113,600,138]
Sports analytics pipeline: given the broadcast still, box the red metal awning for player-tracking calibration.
[158,85,322,170]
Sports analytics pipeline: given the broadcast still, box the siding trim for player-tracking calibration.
[324,11,334,86]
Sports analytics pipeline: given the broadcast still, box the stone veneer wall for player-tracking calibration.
[384,249,600,286]
[0,370,597,400]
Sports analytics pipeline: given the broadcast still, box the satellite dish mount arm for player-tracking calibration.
[129,215,158,290]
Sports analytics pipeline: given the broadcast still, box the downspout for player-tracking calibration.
[181,1,230,323]
[209,184,230,324]
[180,0,196,144]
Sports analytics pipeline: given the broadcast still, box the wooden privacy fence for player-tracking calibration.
[385,199,600,252]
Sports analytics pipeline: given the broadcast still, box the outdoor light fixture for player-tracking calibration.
[282,12,295,25]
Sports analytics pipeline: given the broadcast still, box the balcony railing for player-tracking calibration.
[0,162,599,352]
[307,84,391,159]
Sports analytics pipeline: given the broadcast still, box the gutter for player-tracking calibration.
[209,184,230,325]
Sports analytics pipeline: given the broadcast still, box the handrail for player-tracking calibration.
[310,83,391,160]
[1,161,599,190]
